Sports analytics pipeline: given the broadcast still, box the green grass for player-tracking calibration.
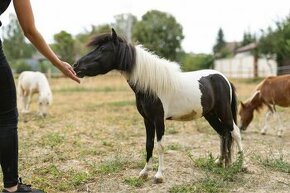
[40,132,65,148]
[97,155,128,174]
[169,178,228,193]
[33,164,93,192]
[254,154,290,173]
[166,143,182,151]
[170,152,245,193]
[190,153,244,181]
[123,177,145,187]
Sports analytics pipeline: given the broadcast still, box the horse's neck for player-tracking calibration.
[128,45,181,96]
[38,80,51,96]
[249,98,264,111]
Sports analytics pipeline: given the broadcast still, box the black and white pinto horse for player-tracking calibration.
[73,29,244,183]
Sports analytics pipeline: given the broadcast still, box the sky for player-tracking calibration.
[1,0,290,54]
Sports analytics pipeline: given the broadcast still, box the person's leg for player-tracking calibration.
[0,39,44,193]
[0,126,19,189]
[0,41,19,190]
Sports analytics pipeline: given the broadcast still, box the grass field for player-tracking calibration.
[2,73,289,193]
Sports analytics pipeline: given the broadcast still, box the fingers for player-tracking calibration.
[66,68,80,83]
[61,61,80,83]
[67,64,77,76]
[70,73,81,83]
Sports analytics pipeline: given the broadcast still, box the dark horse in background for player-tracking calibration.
[73,29,244,183]
[239,75,290,137]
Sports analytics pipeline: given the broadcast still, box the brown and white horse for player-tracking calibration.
[239,75,290,137]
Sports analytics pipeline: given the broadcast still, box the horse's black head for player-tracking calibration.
[73,28,135,78]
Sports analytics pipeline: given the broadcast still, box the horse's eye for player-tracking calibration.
[39,102,43,105]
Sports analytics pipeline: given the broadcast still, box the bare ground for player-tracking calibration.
[4,74,289,193]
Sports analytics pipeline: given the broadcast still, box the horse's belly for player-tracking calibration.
[166,110,201,121]
[162,87,203,121]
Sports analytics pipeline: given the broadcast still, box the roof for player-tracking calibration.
[235,42,257,53]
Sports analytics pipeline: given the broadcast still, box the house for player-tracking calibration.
[214,43,277,78]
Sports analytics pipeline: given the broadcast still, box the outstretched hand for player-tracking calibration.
[58,61,80,83]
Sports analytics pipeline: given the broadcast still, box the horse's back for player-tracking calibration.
[18,71,48,92]
[259,75,290,106]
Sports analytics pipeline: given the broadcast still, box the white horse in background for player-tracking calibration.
[18,71,53,117]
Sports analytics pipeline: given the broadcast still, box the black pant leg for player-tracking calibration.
[0,40,19,188]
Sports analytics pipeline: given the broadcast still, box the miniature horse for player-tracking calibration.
[73,29,243,183]
[239,75,290,137]
[18,71,53,117]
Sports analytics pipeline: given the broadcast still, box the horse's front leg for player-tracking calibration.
[139,119,155,179]
[261,110,273,135]
[274,112,283,137]
[154,118,165,183]
[22,91,30,113]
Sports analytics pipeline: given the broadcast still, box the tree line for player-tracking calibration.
[2,10,290,74]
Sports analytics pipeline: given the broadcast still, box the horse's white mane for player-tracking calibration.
[128,45,181,96]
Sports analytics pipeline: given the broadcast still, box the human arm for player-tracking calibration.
[13,0,80,83]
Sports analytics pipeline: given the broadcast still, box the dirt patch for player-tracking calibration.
[4,74,288,193]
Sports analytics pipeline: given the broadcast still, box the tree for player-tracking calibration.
[213,28,226,58]
[52,31,75,64]
[132,10,184,61]
[181,53,214,71]
[259,15,290,74]
[75,24,111,56]
[2,14,35,65]
[113,13,137,43]
[241,32,256,47]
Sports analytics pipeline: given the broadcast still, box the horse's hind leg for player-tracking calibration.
[231,122,248,170]
[139,118,155,179]
[231,122,243,153]
[204,114,226,167]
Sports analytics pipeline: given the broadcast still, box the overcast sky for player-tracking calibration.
[1,0,289,53]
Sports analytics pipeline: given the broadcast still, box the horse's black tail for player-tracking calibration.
[230,82,237,124]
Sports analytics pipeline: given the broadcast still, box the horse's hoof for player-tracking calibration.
[214,159,224,167]
[139,173,148,180]
[153,176,164,184]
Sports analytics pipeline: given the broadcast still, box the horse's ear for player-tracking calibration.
[111,28,117,42]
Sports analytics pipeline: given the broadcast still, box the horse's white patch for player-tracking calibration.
[139,158,152,178]
[18,71,52,116]
[155,140,164,181]
[129,46,232,120]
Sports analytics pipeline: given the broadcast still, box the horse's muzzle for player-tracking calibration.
[73,63,85,78]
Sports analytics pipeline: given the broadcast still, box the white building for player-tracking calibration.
[214,43,277,78]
